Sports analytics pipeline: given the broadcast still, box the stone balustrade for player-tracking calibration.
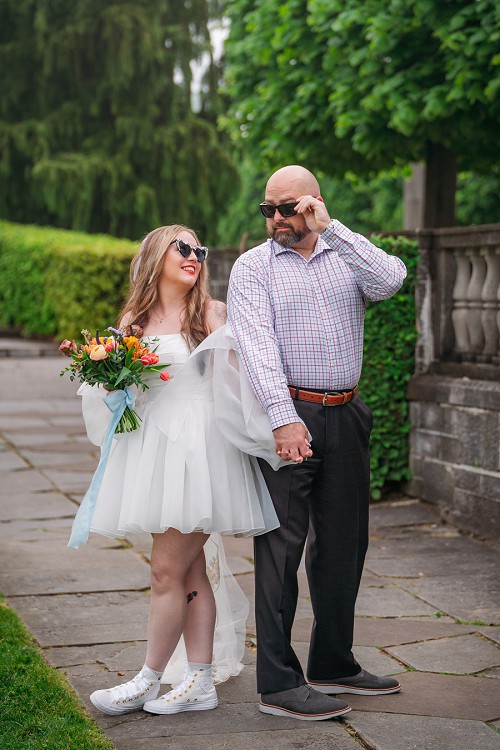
[451,244,500,363]
[415,224,500,378]
[408,223,500,540]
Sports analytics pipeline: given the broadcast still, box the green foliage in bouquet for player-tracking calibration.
[0,221,135,339]
[358,235,418,499]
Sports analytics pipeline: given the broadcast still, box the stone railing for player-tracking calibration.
[415,224,500,379]
[408,223,500,540]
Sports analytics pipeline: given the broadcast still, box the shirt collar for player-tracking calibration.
[270,234,330,259]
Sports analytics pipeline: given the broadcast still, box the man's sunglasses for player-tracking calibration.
[170,238,208,263]
[259,202,298,219]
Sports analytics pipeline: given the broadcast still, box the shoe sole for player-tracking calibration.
[144,697,218,715]
[90,693,148,715]
[259,703,352,720]
[307,682,401,696]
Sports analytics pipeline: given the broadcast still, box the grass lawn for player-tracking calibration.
[0,597,114,750]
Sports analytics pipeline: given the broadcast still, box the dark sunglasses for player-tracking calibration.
[170,238,208,263]
[259,202,298,219]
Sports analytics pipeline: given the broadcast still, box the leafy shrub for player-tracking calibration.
[0,221,136,339]
[360,235,418,499]
[0,221,418,497]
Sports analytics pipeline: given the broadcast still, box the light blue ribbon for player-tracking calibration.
[68,386,136,549]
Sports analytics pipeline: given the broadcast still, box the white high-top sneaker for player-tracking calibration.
[90,666,161,715]
[144,670,218,714]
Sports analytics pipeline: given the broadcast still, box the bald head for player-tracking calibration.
[266,165,320,198]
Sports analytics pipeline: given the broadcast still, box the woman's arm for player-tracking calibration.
[205,300,227,333]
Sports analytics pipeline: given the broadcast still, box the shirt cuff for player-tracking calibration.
[321,219,356,247]
[267,401,302,431]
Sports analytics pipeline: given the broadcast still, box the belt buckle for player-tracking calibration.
[322,390,348,406]
[322,391,336,406]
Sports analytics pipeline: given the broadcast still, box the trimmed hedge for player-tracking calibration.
[0,221,417,498]
[0,221,136,340]
[359,235,418,498]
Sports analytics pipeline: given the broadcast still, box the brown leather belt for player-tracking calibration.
[288,385,358,407]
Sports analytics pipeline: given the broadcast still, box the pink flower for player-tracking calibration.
[59,339,77,356]
[141,355,152,365]
[160,371,171,382]
[89,344,108,361]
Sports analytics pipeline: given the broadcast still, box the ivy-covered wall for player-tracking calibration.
[0,221,417,498]
[359,236,418,498]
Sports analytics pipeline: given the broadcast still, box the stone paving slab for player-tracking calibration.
[292,641,405,678]
[0,467,54,494]
[292,615,476,645]
[12,591,150,647]
[351,617,479,648]
[38,468,93,495]
[369,499,440,528]
[345,672,500,722]
[388,633,500,674]
[0,415,53,430]
[111,727,362,750]
[0,450,30,470]
[0,398,82,415]
[348,711,500,750]
[0,491,75,521]
[20,450,98,469]
[87,702,355,741]
[480,627,500,646]
[0,358,77,398]
[366,551,500,579]
[398,575,500,624]
[355,583,439,617]
[2,432,89,449]
[0,517,78,542]
[0,540,150,595]
[367,526,476,559]
[45,642,148,671]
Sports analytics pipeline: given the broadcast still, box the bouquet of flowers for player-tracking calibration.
[59,325,170,433]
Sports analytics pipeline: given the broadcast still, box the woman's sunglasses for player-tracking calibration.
[259,202,298,219]
[170,238,208,263]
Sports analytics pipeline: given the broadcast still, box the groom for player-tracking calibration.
[227,165,407,720]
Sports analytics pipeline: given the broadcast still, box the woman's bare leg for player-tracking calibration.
[145,529,210,672]
[182,548,216,663]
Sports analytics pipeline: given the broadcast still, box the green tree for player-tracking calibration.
[0,0,236,242]
[224,0,500,227]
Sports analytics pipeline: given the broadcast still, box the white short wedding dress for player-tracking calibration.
[78,325,283,684]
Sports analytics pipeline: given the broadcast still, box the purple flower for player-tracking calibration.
[107,326,123,337]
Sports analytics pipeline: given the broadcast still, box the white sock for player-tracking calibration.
[188,662,213,685]
[143,664,163,680]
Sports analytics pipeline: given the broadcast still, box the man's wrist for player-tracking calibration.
[319,218,334,234]
[268,401,301,431]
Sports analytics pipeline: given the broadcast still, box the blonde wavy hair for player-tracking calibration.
[119,224,211,350]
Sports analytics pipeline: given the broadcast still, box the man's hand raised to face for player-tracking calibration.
[294,195,331,234]
[273,422,313,464]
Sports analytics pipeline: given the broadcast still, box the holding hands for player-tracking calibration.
[274,422,312,463]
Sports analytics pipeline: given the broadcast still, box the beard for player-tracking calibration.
[269,222,311,247]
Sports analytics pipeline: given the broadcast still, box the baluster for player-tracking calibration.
[480,246,500,360]
[465,249,486,359]
[451,251,471,358]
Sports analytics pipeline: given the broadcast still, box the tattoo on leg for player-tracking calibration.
[186,591,198,604]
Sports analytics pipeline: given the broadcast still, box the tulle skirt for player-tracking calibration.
[78,326,284,683]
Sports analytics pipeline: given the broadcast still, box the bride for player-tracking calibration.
[73,224,282,717]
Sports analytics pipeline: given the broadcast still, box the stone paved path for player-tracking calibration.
[1,340,499,749]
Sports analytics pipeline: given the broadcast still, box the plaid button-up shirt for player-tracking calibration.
[227,220,407,430]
